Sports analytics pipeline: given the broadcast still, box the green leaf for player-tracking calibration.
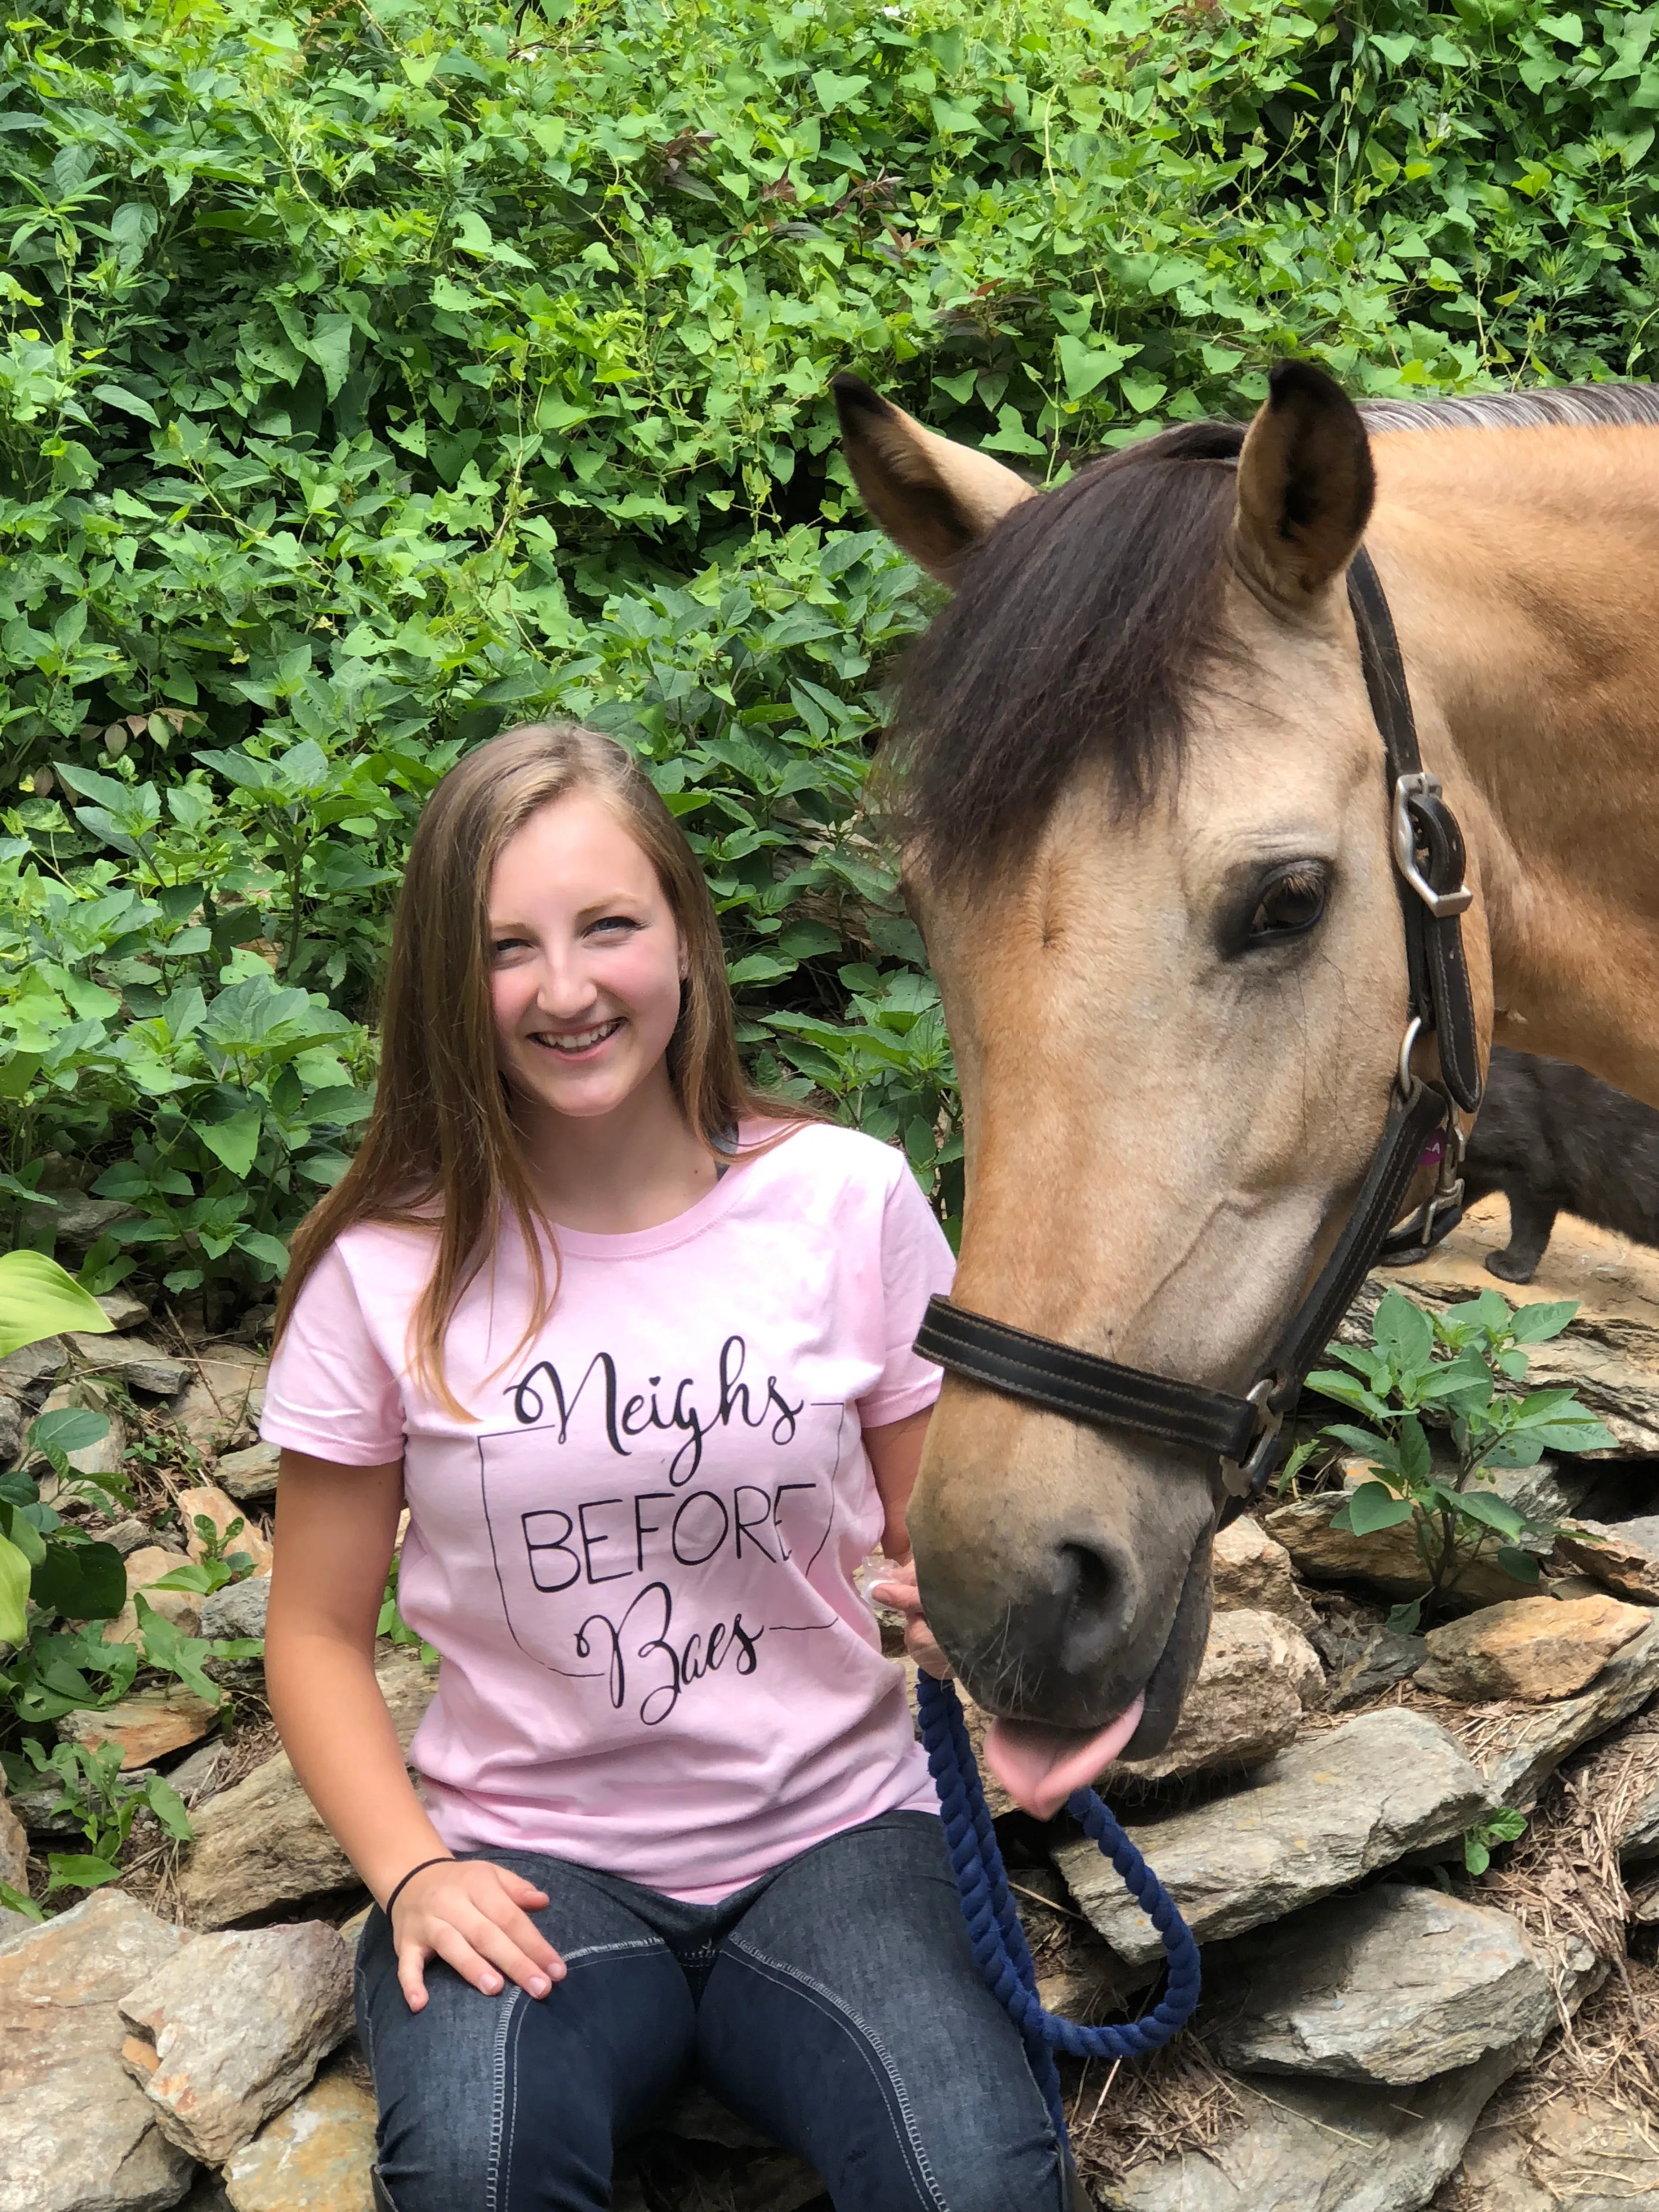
[44,1853,125,1893]
[1497,1545,1542,1583]
[1056,335,1136,400]
[91,383,160,427]
[29,1407,112,1459]
[30,1539,126,1623]
[811,69,870,112]
[1508,1299,1578,1343]
[196,1108,263,1178]
[1455,1490,1525,1538]
[1397,1415,1432,1483]
[1346,1480,1415,1534]
[143,1774,194,1841]
[1374,1290,1434,1375]
[1385,1599,1423,1635]
[0,1526,31,1644]
[0,1252,115,1358]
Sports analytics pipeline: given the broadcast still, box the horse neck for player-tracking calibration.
[1372,426,1659,1108]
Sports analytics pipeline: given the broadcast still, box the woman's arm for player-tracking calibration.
[267,1450,563,2009]
[863,1408,951,1677]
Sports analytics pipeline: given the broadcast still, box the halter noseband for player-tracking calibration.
[913,546,1484,1517]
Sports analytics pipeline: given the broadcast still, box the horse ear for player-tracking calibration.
[832,373,1034,584]
[1233,359,1375,605]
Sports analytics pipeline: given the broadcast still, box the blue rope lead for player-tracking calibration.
[916,1671,1203,2146]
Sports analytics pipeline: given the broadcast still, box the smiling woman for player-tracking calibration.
[253,722,1090,2212]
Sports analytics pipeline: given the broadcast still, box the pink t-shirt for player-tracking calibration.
[261,1122,955,1901]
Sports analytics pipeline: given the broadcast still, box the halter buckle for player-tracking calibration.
[1392,773,1474,919]
[1219,1377,1285,1500]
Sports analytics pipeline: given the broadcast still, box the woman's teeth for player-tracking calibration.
[535,1019,622,1055]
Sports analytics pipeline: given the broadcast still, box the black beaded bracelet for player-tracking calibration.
[383,1855,456,1926]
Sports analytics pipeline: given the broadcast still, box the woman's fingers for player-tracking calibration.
[871,1566,952,1679]
[454,1896,566,1995]
[396,1941,431,2013]
[499,1869,551,1911]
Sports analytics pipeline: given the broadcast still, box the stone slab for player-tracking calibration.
[216,1443,280,1504]
[1556,1518,1659,1603]
[1417,1593,1650,1703]
[1265,1494,1519,1607]
[1108,1610,1322,1785]
[1056,1710,1494,1966]
[65,1335,191,1397]
[1211,1517,1316,1628]
[1463,1614,1659,1811]
[221,2053,376,2212]
[1448,2091,1659,2211]
[179,1655,436,1927]
[121,1922,354,2163]
[0,2050,198,2212]
[60,1690,219,1771]
[0,1889,188,2094]
[1206,1884,1554,2084]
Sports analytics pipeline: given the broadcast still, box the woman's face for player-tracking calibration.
[487,791,686,1127]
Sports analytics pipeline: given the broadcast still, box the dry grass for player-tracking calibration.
[1068,2032,1246,2192]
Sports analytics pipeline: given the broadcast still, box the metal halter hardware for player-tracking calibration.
[913,546,1484,1514]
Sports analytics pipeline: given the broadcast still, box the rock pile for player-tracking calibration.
[7,1204,1659,2212]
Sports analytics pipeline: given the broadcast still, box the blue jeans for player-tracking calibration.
[355,1809,1076,2212]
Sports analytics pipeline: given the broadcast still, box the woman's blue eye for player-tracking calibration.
[591,916,640,935]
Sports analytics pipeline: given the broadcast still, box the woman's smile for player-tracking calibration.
[528,1016,626,1059]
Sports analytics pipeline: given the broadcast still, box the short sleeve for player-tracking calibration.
[856,1158,957,1426]
[261,1242,405,1466]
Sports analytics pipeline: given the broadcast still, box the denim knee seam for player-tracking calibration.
[724,1934,952,2212]
[560,1935,668,1972]
[487,1988,522,2212]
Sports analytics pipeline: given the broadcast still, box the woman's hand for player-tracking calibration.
[389,1859,567,2012]
[869,1561,952,1680]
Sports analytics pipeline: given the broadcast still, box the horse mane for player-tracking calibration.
[889,382,1658,883]
[1359,382,1659,432]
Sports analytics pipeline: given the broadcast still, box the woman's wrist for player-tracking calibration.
[381,1853,458,1923]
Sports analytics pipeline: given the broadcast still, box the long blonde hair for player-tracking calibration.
[275,722,815,1408]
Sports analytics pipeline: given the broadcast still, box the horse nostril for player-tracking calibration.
[1053,1540,1125,1675]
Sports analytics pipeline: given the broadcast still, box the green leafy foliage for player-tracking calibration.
[4,1736,192,1896]
[1463,1804,1528,1876]
[0,1402,128,1650]
[5,0,1659,1301]
[1306,1289,1616,1627]
[145,1513,256,1599]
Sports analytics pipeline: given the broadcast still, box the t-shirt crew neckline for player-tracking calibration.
[545,1127,782,1261]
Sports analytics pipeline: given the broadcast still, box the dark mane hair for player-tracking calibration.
[887,381,1659,883]
[888,418,1245,882]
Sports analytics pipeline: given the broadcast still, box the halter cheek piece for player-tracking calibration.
[914,546,1484,1520]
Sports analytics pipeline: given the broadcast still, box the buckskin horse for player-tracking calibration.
[833,361,1659,1815]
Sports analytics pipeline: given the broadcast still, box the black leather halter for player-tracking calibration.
[914,546,1485,1514]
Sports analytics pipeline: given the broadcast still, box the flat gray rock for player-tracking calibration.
[1469,1615,1659,1810]
[64,1335,190,1398]
[1205,1884,1553,2084]
[0,1889,188,2095]
[0,2051,196,2212]
[214,1443,279,1504]
[198,1576,270,1643]
[1104,2044,1524,2212]
[121,1922,353,2164]
[1055,1711,1494,1966]
[179,1652,436,1926]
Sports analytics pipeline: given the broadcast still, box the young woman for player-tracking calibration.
[261,723,1079,2212]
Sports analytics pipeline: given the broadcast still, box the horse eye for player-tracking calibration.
[1248,866,1328,941]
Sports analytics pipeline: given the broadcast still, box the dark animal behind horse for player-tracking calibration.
[1456,1045,1659,1283]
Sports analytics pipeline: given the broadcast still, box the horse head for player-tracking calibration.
[837,360,1495,1798]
